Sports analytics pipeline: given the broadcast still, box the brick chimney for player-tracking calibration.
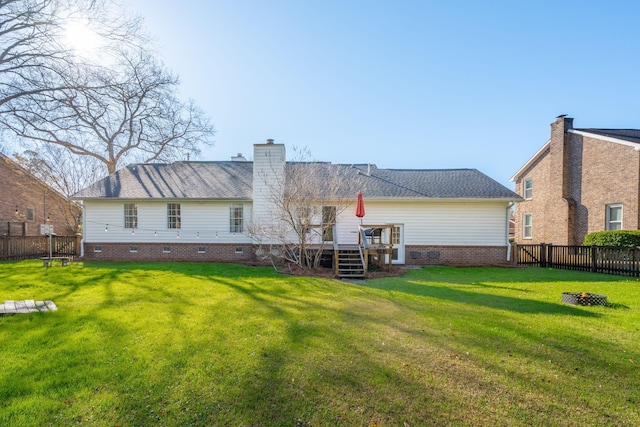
[546,115,576,244]
[549,115,573,199]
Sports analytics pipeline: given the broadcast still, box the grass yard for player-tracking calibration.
[0,261,638,426]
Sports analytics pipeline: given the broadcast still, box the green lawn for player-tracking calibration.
[0,261,638,426]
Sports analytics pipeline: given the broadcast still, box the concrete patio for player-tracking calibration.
[0,300,57,315]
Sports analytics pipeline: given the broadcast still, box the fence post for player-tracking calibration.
[591,245,597,273]
[547,243,553,268]
[1,235,6,261]
[540,243,546,268]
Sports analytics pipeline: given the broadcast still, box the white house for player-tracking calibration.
[74,141,520,271]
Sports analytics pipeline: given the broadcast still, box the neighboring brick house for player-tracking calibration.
[511,115,640,245]
[0,153,80,236]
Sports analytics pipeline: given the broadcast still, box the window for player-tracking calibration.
[229,204,243,233]
[163,247,171,253]
[124,203,138,229]
[198,247,206,254]
[235,247,243,254]
[606,204,622,230]
[523,178,533,199]
[391,225,401,261]
[167,203,181,229]
[296,206,312,234]
[322,206,336,242]
[392,225,401,245]
[523,214,532,239]
[93,246,102,253]
[129,246,138,253]
[26,208,35,222]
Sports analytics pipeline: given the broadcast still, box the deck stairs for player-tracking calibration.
[336,245,365,279]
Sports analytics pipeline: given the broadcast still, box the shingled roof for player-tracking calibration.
[74,161,519,200]
[574,128,640,145]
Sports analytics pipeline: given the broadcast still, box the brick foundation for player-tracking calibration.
[404,245,513,266]
[83,242,256,263]
[82,242,513,266]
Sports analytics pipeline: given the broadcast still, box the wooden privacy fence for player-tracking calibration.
[517,243,640,277]
[0,235,79,261]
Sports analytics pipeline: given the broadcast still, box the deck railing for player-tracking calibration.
[516,243,640,277]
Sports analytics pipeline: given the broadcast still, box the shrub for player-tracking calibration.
[583,230,640,247]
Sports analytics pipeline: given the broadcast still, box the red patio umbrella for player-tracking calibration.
[355,191,365,221]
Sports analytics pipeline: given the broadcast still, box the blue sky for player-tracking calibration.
[126,0,640,188]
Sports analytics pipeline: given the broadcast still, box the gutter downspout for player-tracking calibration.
[80,206,85,258]
[506,202,514,262]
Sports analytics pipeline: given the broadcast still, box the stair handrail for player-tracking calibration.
[358,226,370,250]
[357,245,365,272]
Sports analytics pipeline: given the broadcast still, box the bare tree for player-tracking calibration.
[11,147,91,232]
[248,148,352,270]
[13,145,102,196]
[3,49,214,174]
[0,0,214,176]
[0,0,142,108]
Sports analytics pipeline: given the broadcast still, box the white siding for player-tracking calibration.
[335,200,509,246]
[84,198,509,247]
[83,200,253,243]
[252,143,285,226]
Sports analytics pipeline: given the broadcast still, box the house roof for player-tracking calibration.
[74,161,254,200]
[574,128,640,145]
[511,127,640,182]
[74,161,520,201]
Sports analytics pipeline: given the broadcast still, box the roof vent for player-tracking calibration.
[231,153,247,162]
[266,139,274,144]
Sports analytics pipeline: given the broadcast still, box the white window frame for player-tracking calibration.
[523,213,532,239]
[167,203,181,229]
[124,203,138,229]
[523,178,533,200]
[606,204,622,230]
[229,204,243,233]
[322,205,336,242]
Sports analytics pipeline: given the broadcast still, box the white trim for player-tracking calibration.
[523,178,533,200]
[605,204,623,230]
[522,213,532,239]
[569,130,640,151]
[510,140,550,182]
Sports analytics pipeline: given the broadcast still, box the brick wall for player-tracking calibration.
[405,245,513,266]
[514,117,640,246]
[514,146,551,244]
[544,117,574,244]
[83,242,257,262]
[570,133,639,243]
[0,155,80,236]
[82,242,513,266]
